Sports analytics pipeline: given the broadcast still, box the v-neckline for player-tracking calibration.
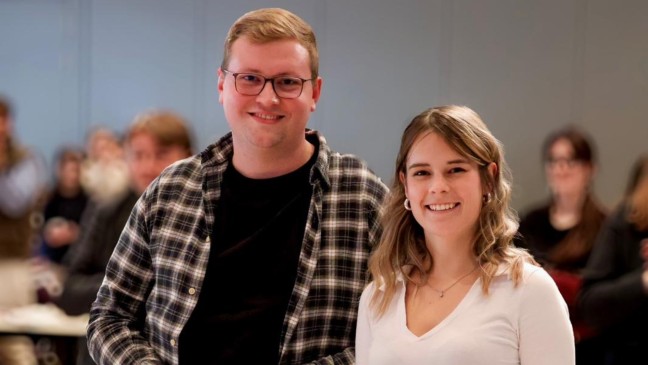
[400,277,480,340]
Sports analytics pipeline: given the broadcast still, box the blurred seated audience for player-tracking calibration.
[516,126,607,364]
[579,154,648,365]
[53,110,194,365]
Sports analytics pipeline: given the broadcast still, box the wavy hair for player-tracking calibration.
[368,105,535,317]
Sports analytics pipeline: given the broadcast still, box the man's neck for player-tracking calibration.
[232,140,315,179]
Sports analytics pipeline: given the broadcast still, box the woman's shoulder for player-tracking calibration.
[519,263,561,295]
[492,261,549,284]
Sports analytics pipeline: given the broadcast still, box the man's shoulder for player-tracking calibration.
[149,155,209,200]
[158,154,203,182]
[326,151,379,178]
[308,130,388,196]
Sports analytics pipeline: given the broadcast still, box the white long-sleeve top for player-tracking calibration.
[356,263,574,365]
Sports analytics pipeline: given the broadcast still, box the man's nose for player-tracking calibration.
[256,79,280,103]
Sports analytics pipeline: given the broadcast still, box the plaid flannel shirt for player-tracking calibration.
[87,130,388,365]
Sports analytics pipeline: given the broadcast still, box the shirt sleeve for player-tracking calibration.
[518,267,575,365]
[86,194,161,364]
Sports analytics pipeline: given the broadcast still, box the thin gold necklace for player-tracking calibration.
[425,266,478,298]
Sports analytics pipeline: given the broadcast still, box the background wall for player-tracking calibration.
[1,0,646,212]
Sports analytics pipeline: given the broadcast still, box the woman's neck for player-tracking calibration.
[551,192,586,229]
[424,234,477,278]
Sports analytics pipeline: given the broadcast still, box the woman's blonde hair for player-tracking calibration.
[221,8,319,79]
[368,105,535,316]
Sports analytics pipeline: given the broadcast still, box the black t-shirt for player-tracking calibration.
[517,205,570,266]
[179,145,316,364]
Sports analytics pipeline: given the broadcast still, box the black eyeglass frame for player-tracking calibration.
[222,69,314,99]
[545,156,584,168]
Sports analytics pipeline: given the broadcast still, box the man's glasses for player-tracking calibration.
[222,69,313,99]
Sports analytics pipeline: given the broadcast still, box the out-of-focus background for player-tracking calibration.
[2,0,647,211]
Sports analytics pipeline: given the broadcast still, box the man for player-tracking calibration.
[56,110,194,365]
[87,8,388,365]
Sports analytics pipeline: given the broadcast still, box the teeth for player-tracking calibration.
[256,113,279,120]
[428,203,456,211]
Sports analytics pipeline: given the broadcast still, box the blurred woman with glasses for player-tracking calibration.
[517,126,607,364]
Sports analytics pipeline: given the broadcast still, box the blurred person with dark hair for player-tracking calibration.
[579,154,648,365]
[40,146,89,264]
[0,94,47,365]
[516,126,607,364]
[0,94,47,259]
[54,110,194,365]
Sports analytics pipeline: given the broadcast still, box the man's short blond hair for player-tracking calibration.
[221,8,319,79]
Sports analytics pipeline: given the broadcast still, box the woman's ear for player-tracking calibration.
[399,171,408,196]
[485,162,498,194]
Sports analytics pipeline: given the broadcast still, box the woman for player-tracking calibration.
[579,154,648,364]
[517,127,607,363]
[356,105,574,365]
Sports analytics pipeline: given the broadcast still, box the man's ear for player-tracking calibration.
[217,68,225,104]
[310,77,322,112]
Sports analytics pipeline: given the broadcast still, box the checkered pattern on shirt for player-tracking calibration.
[87,130,389,365]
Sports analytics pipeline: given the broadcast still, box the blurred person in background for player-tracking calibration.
[80,126,129,206]
[516,126,607,364]
[54,110,194,365]
[0,95,47,259]
[40,146,89,265]
[579,154,648,365]
[0,94,47,365]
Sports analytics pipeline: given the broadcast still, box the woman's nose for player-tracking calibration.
[428,175,449,193]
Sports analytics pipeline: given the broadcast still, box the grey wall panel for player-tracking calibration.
[1,0,646,210]
[1,0,69,169]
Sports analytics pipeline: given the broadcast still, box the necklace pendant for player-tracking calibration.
[439,291,444,298]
